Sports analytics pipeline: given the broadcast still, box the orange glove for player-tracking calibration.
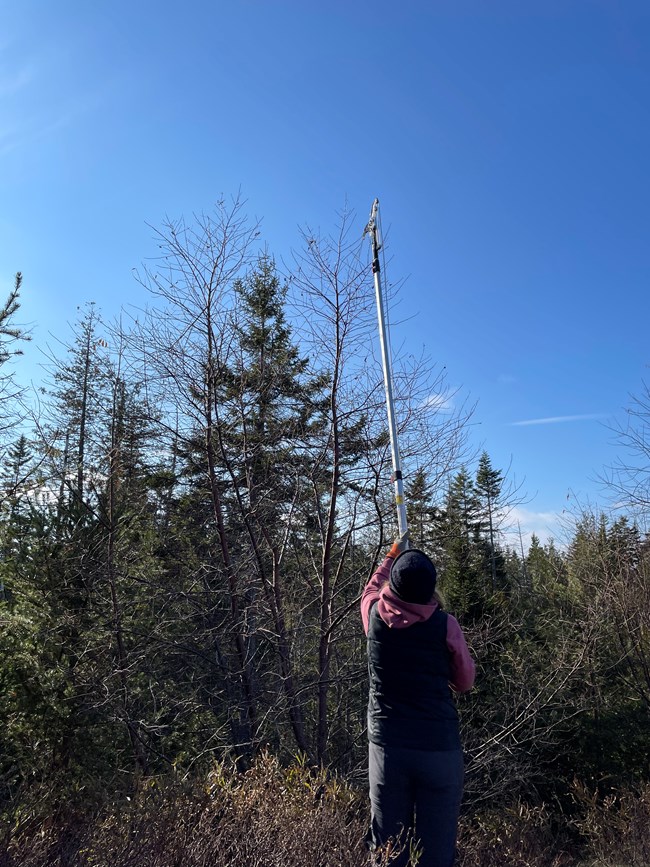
[386,531,410,559]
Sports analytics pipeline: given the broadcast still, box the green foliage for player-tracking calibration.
[435,467,487,618]
[0,272,29,366]
[406,467,438,551]
[2,220,650,862]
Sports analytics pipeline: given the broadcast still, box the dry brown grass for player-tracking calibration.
[2,757,649,867]
[457,802,576,867]
[571,782,650,867]
[1,753,383,867]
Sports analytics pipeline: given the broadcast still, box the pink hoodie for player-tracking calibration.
[361,556,476,693]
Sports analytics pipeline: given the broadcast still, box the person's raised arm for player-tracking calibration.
[360,532,409,634]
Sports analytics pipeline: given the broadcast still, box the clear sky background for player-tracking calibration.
[1,0,649,546]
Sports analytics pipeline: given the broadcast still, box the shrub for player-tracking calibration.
[2,753,391,867]
[572,782,650,867]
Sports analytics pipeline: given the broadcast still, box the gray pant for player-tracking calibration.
[368,742,464,867]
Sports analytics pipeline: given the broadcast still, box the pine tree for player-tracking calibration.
[231,253,324,522]
[46,303,106,511]
[1,309,174,789]
[475,451,505,592]
[0,272,30,454]
[405,467,438,552]
[0,435,36,589]
[223,254,328,756]
[0,272,29,365]
[526,534,569,598]
[435,467,484,618]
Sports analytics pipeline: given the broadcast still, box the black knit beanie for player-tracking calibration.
[389,549,437,604]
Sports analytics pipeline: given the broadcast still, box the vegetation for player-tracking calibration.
[1,200,650,865]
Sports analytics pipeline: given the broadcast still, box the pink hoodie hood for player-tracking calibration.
[377,583,439,629]
[361,555,438,633]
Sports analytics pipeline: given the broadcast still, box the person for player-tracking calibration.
[361,533,475,867]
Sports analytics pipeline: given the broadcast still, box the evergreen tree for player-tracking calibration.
[0,272,30,454]
[226,254,328,756]
[0,435,36,597]
[525,533,570,603]
[435,467,484,618]
[475,451,505,591]
[45,303,106,510]
[405,467,438,552]
[0,272,29,366]
[0,308,176,799]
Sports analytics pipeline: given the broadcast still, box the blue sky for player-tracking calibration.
[1,1,649,545]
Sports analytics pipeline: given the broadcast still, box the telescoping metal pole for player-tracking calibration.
[366,198,409,540]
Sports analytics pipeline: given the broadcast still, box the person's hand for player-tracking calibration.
[387,531,410,559]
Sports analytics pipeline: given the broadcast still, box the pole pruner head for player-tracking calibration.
[363,198,380,241]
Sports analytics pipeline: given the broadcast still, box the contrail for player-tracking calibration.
[511,413,606,426]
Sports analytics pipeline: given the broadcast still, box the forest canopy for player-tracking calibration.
[1,199,650,865]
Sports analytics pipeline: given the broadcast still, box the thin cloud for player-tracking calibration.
[423,392,455,413]
[504,506,566,549]
[511,413,606,427]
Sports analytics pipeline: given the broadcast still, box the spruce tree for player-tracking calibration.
[223,254,327,756]
[405,467,439,554]
[475,451,505,592]
[0,435,36,593]
[46,303,106,511]
[0,272,30,455]
[436,467,484,618]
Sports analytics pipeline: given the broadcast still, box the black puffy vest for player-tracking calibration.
[367,602,461,751]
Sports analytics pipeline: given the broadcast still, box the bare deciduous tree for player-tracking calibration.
[129,196,262,758]
[288,206,473,763]
[604,381,650,526]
